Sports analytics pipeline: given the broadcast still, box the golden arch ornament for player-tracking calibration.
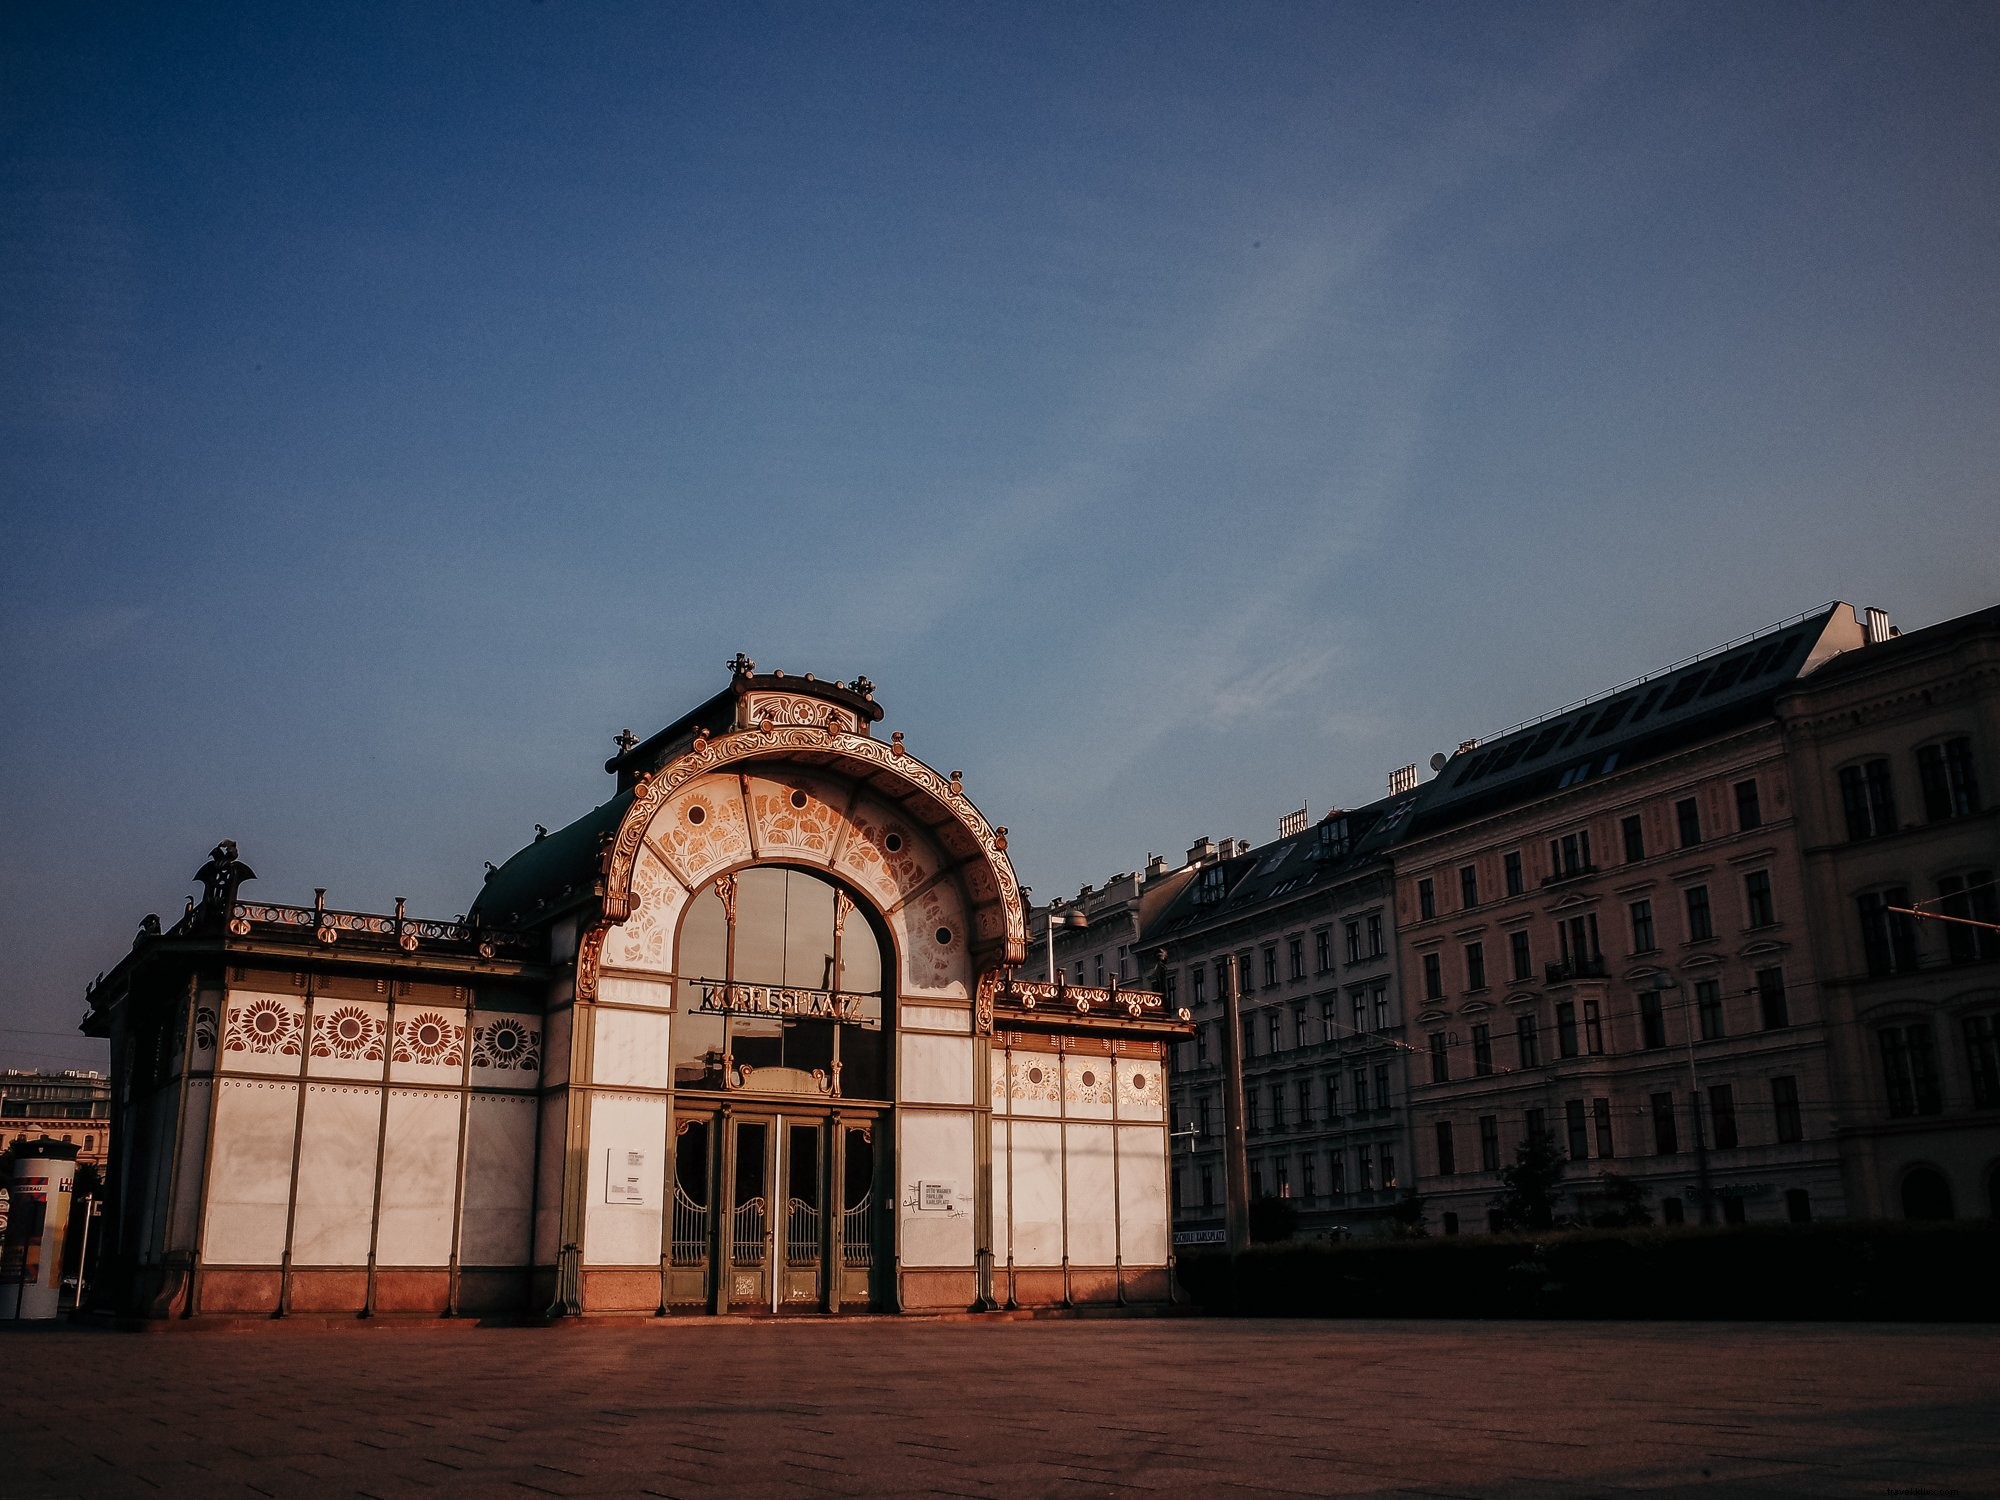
[578,723,1027,1006]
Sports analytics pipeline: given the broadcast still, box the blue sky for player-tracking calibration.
[4,2,1997,1069]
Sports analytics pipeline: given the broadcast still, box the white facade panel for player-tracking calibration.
[899,1032,972,1106]
[388,1004,467,1086]
[290,1083,379,1265]
[202,1078,298,1265]
[1064,1122,1117,1265]
[896,1109,974,1267]
[1008,1048,1062,1118]
[461,1093,537,1266]
[901,1003,970,1034]
[1063,1053,1114,1121]
[467,1010,545,1084]
[1117,1125,1170,1266]
[1008,1119,1064,1267]
[1114,1053,1165,1121]
[305,998,389,1081]
[376,1088,459,1265]
[583,1091,666,1265]
[168,1078,211,1254]
[533,1091,567,1264]
[597,973,675,1008]
[592,1007,670,1090]
[218,992,306,1076]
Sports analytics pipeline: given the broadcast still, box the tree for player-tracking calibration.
[1247,1194,1300,1243]
[1388,1192,1429,1239]
[1492,1130,1565,1232]
[1584,1172,1653,1229]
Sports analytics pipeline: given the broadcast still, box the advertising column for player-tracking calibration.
[1,1138,80,1319]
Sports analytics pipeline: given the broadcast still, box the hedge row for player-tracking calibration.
[1175,1222,2000,1320]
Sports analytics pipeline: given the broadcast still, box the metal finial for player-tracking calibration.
[727,652,756,677]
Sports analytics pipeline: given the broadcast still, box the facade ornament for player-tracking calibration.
[193,840,256,918]
[727,652,756,678]
[890,731,905,756]
[613,728,639,755]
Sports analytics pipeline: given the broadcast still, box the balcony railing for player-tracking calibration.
[1544,955,1607,984]
[1540,863,1599,888]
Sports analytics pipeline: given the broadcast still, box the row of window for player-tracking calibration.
[1181,1141,1404,1210]
[1417,873,1780,1005]
[1879,1011,2000,1118]
[1414,779,1770,921]
[1433,1082,1806,1179]
[1425,968,1793,1082]
[1856,870,1998,977]
[1175,981,1397,1071]
[1165,915,1388,1008]
[1839,736,1981,841]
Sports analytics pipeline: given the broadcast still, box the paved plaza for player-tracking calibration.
[2,1317,1995,1499]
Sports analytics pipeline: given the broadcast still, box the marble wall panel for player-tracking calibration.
[542,1008,572,1089]
[650,774,752,888]
[592,1007,669,1090]
[596,974,673,1009]
[1064,1122,1117,1265]
[533,1091,566,1265]
[203,1078,298,1265]
[306,997,389,1081]
[897,1109,973,1268]
[899,1032,972,1106]
[461,1093,536,1266]
[902,1003,970,1034]
[991,1120,1011,1264]
[388,1005,466,1086]
[377,1089,459,1266]
[291,1083,380,1266]
[989,1048,1011,1114]
[219,991,306,1075]
[1117,1125,1170,1266]
[1007,1119,1063,1266]
[168,1078,211,1254]
[467,1010,544,1084]
[1063,1053,1114,1122]
[583,1092,666,1266]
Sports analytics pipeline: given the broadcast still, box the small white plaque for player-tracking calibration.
[918,1180,955,1213]
[606,1148,648,1206]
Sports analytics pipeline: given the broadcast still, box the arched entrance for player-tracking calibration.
[665,864,892,1313]
[1900,1165,1955,1221]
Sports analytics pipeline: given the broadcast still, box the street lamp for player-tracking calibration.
[1647,972,1716,1226]
[1041,905,1089,983]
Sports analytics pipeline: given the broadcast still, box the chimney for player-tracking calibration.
[1864,606,1893,645]
[1145,853,1168,878]
[1187,836,1218,866]
[1388,763,1419,796]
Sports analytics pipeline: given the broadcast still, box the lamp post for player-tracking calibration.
[1648,972,1715,1226]
[1042,904,1089,983]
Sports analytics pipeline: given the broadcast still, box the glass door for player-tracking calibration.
[836,1120,879,1311]
[667,1116,712,1309]
[727,1118,770,1309]
[779,1120,824,1311]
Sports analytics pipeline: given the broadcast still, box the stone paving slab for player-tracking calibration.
[0,1319,1994,1499]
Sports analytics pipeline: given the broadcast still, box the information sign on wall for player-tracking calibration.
[606,1149,648,1206]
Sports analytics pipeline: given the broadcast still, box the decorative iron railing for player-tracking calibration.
[842,1194,873,1267]
[731,1197,767,1266]
[163,895,536,960]
[787,1197,820,1265]
[671,1183,709,1267]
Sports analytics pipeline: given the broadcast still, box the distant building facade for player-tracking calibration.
[1776,605,2000,1222]
[1,1070,111,1172]
[1397,606,1868,1233]
[1149,801,1420,1244]
[84,665,1188,1320]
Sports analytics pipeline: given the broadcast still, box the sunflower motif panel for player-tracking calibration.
[742,771,845,864]
[891,879,971,999]
[989,1047,1011,1111]
[832,799,940,916]
[307,998,389,1081]
[469,1012,543,1082]
[389,1007,467,1084]
[1007,1049,1062,1118]
[600,846,686,974]
[649,775,752,888]
[1114,1055,1164,1122]
[1063,1051,1115,1120]
[220,991,306,1073]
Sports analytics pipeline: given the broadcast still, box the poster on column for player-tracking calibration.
[606,1148,648,1205]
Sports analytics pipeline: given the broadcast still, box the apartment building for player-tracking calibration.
[1,1069,111,1171]
[1776,604,2000,1221]
[1149,800,1420,1243]
[1397,605,1869,1232]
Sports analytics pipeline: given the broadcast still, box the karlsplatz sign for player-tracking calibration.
[694,982,868,1022]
